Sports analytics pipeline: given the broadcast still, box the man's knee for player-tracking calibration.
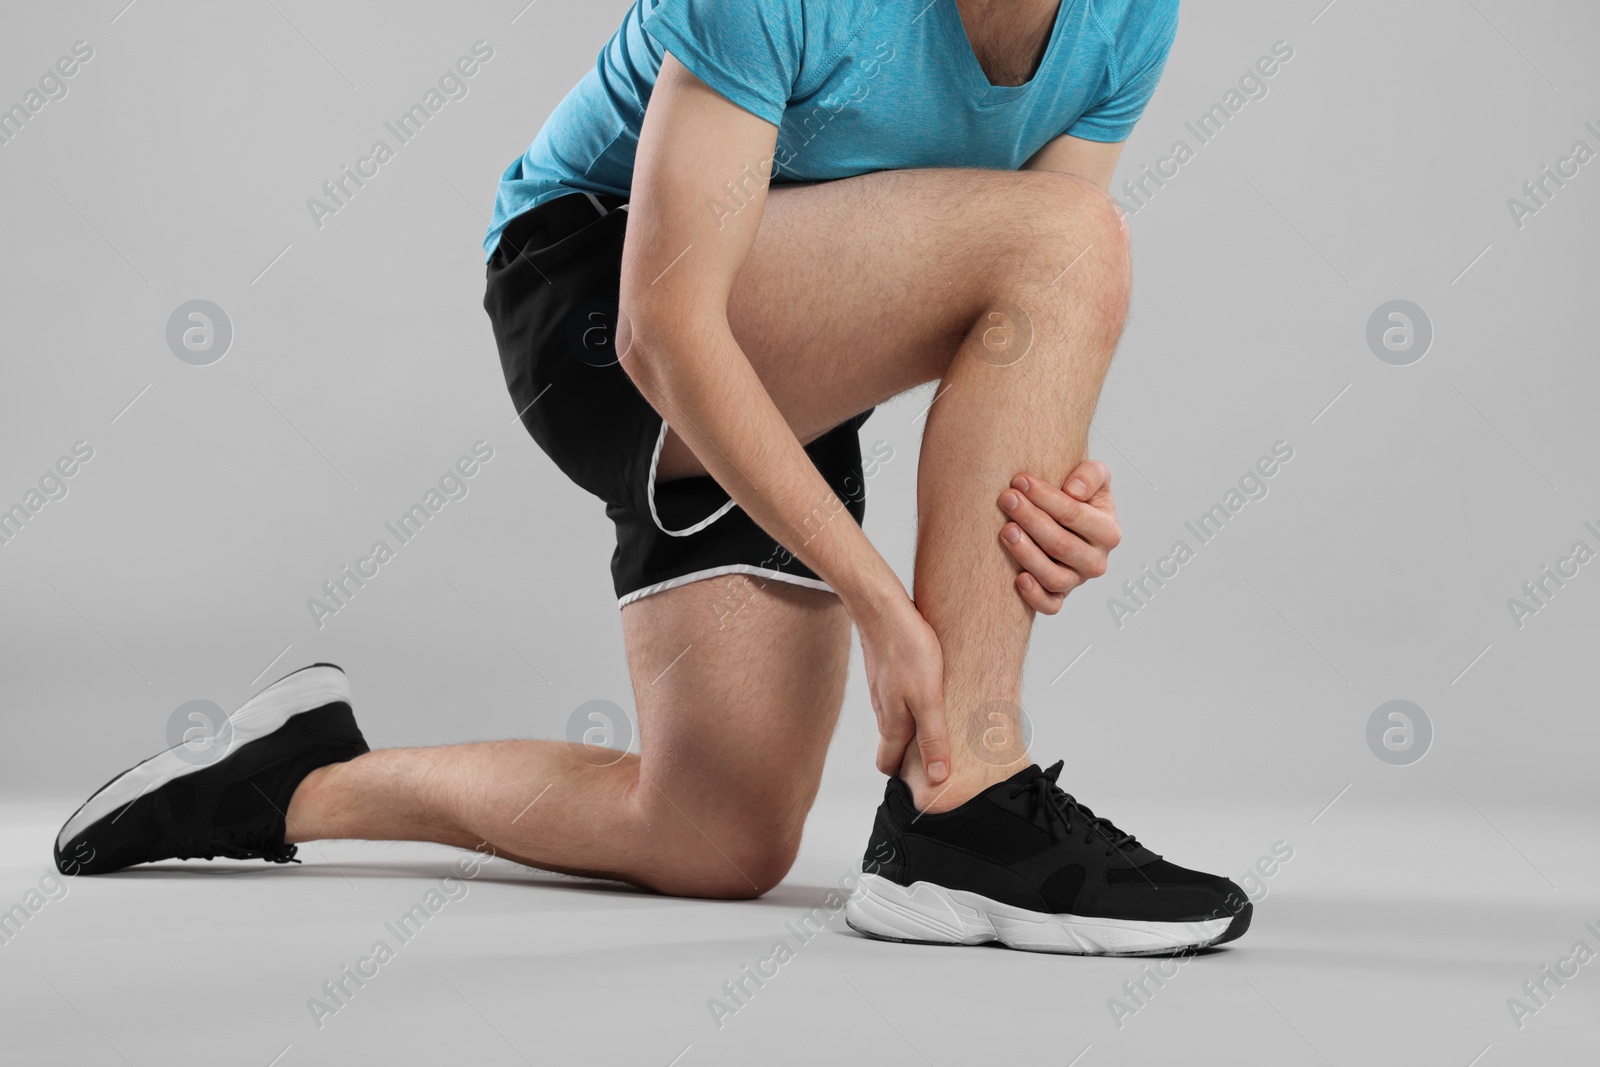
[1018,169,1131,253]
[722,829,803,900]
[638,792,803,900]
[659,833,800,900]
[995,171,1132,331]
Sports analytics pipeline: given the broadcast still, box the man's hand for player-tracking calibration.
[856,592,949,785]
[997,459,1122,614]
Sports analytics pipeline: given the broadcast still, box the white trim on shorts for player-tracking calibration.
[646,419,739,537]
[617,565,834,608]
[628,422,839,607]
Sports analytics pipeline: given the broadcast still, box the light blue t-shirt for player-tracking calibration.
[485,0,1178,258]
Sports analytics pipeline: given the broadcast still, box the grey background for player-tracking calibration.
[1,1,1597,1065]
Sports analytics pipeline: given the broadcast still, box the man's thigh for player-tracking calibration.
[658,166,1108,478]
[621,573,851,849]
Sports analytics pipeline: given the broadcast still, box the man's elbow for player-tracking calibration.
[616,297,664,394]
[617,290,716,392]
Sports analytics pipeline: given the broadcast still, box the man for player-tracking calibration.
[57,0,1252,955]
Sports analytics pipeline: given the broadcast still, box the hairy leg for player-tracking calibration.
[288,167,1127,887]
[660,167,1131,808]
[902,180,1128,807]
[287,578,849,898]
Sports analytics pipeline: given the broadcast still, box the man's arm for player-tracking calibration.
[1024,134,1125,190]
[620,55,950,781]
[621,59,854,581]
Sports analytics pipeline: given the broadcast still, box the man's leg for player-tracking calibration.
[286,578,849,898]
[664,166,1130,810]
[291,166,1127,884]
[900,182,1128,809]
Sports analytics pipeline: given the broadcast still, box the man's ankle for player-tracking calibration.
[283,762,339,844]
[903,756,1032,814]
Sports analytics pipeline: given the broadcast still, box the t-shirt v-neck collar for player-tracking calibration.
[931,0,1076,108]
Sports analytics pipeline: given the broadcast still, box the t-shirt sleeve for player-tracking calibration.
[642,0,804,126]
[1067,1,1180,143]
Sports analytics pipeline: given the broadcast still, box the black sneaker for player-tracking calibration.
[846,761,1252,955]
[54,664,369,876]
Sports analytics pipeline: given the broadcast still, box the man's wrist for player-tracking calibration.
[828,551,906,625]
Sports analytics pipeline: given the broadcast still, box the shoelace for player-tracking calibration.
[1008,761,1139,857]
[170,828,299,865]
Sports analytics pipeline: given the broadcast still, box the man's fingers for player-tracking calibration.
[1005,478,1120,550]
[874,704,914,776]
[1000,490,1107,576]
[1016,571,1066,614]
[875,732,908,777]
[1001,523,1083,593]
[1061,459,1111,502]
[875,739,901,777]
[912,696,951,785]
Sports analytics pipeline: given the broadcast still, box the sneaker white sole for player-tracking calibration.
[845,872,1236,956]
[55,664,350,853]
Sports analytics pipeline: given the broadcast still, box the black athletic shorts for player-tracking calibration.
[484,192,872,606]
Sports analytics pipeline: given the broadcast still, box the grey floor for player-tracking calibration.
[3,793,1596,1066]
